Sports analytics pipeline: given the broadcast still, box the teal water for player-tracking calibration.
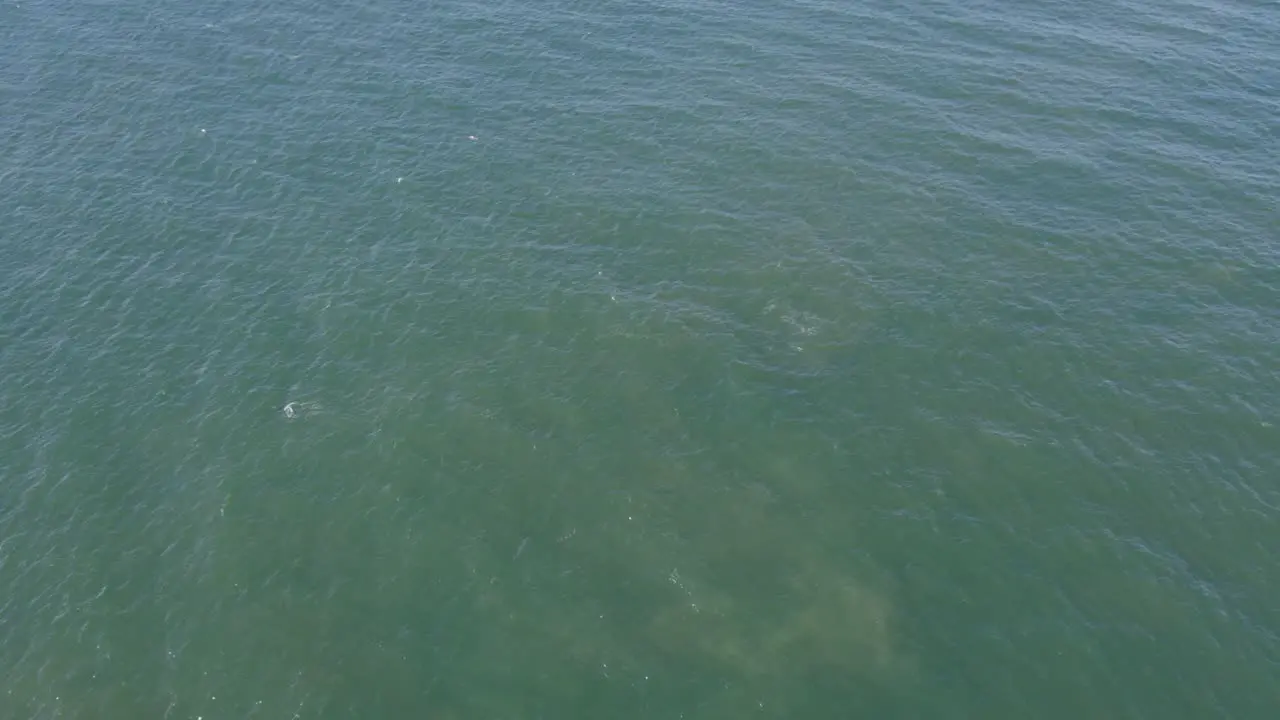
[2,0,1278,717]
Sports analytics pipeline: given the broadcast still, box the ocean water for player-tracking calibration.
[1,0,1277,717]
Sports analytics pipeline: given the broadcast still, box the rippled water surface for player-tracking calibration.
[2,0,1278,717]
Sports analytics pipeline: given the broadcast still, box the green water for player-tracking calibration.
[2,0,1278,717]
